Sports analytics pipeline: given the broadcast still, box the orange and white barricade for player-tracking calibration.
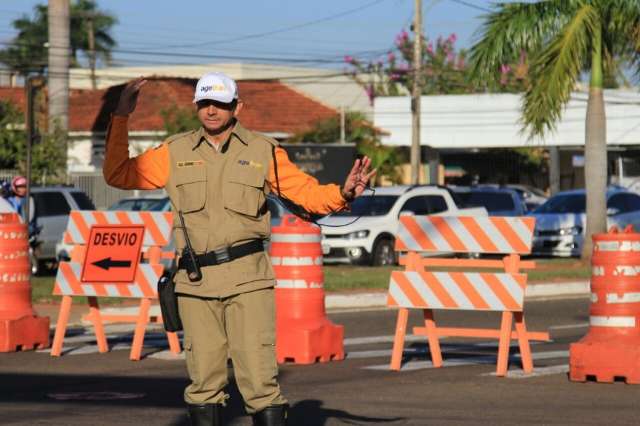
[388,216,550,376]
[51,210,180,361]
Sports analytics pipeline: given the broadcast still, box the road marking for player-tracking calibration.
[344,334,542,347]
[482,364,569,379]
[363,350,569,371]
[48,392,145,401]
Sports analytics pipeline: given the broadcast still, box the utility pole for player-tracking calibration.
[340,105,346,144]
[87,15,97,90]
[410,0,423,184]
[48,0,70,133]
[25,76,45,223]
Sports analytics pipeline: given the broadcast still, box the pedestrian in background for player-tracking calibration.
[103,73,375,426]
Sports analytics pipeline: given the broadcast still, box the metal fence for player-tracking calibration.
[68,172,165,209]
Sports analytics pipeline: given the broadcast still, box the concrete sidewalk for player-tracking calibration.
[35,280,590,326]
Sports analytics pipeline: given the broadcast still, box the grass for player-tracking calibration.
[30,258,590,304]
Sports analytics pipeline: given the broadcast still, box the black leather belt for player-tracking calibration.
[178,239,265,270]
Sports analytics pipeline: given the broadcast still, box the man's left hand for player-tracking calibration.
[341,156,376,202]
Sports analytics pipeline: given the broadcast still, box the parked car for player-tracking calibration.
[531,188,640,257]
[30,186,95,274]
[317,185,487,266]
[452,186,527,216]
[108,195,170,212]
[505,184,548,212]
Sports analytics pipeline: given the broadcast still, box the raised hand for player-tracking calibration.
[341,156,376,202]
[114,77,147,116]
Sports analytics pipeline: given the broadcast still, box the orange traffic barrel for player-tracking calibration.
[0,213,49,352]
[270,214,344,364]
[570,225,640,384]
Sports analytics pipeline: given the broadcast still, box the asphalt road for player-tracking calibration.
[2,296,640,425]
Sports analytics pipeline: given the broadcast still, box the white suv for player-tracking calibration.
[317,185,487,265]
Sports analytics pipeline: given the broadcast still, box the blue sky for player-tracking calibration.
[0,0,492,69]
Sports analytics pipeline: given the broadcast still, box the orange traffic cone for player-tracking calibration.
[570,226,640,384]
[270,215,344,364]
[0,213,49,352]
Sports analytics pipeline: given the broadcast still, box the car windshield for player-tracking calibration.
[464,192,515,213]
[333,195,398,216]
[533,194,585,214]
[109,198,167,211]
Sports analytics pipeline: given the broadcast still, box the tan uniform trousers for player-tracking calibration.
[178,287,287,413]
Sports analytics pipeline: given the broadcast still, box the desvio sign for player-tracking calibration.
[81,225,145,283]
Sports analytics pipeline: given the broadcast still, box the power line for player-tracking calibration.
[147,0,390,50]
[448,0,492,13]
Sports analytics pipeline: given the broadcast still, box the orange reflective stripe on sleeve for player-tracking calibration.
[268,146,347,215]
[103,115,169,190]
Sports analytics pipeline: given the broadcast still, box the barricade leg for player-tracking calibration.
[51,295,72,357]
[390,308,409,371]
[496,311,514,376]
[87,297,108,353]
[423,309,443,367]
[130,298,151,361]
[514,312,533,373]
[166,331,181,354]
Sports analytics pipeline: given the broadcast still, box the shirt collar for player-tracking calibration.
[191,120,249,150]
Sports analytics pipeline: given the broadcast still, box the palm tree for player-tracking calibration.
[468,0,640,259]
[0,1,117,77]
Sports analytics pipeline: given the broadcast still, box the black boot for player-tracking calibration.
[252,404,288,426]
[187,403,222,426]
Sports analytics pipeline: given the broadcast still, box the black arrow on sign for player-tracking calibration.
[92,257,132,271]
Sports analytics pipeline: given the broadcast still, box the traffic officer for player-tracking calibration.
[103,73,375,426]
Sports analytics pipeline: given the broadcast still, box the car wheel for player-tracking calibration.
[30,251,43,276]
[372,238,396,266]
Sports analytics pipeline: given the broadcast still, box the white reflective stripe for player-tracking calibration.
[435,271,473,309]
[55,267,73,295]
[406,271,442,308]
[270,233,321,243]
[128,284,143,298]
[105,285,120,297]
[155,214,172,243]
[592,266,605,276]
[388,276,413,307]
[496,273,525,308]
[271,257,282,265]
[590,293,599,303]
[140,264,160,292]
[596,240,640,252]
[104,211,119,223]
[275,279,315,288]
[613,266,640,276]
[397,220,421,251]
[590,316,636,327]
[282,256,315,266]
[70,262,82,278]
[445,217,482,252]
[466,272,504,311]
[606,292,640,304]
[415,216,452,252]
[509,218,534,251]
[82,284,97,296]
[480,219,512,253]
[67,217,84,244]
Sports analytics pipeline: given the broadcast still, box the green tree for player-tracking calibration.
[160,104,200,135]
[468,0,640,259]
[290,112,404,184]
[0,99,66,183]
[0,0,117,76]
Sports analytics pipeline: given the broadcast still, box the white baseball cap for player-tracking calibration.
[193,72,238,104]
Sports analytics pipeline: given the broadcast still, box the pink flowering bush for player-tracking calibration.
[345,30,529,102]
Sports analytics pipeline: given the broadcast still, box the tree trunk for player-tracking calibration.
[581,28,607,260]
[48,0,70,133]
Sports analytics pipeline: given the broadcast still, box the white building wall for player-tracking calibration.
[375,91,640,148]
